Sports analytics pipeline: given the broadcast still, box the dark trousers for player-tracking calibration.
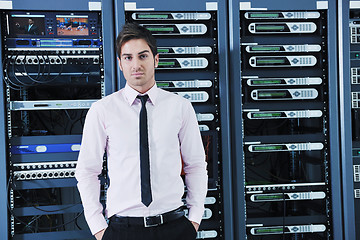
[102,216,197,240]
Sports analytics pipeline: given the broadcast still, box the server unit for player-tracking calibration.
[229,0,343,239]
[115,1,232,239]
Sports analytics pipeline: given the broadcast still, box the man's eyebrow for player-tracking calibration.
[121,50,149,57]
[138,50,150,55]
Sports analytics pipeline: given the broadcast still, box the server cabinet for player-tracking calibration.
[0,0,116,239]
[229,0,343,239]
[339,0,360,239]
[114,1,233,239]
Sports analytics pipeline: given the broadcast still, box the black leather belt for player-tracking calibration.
[109,207,185,228]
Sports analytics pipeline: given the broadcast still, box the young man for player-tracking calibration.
[75,23,208,240]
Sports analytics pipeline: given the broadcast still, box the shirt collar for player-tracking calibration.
[124,83,158,106]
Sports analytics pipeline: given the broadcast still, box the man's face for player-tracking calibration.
[28,19,34,25]
[118,38,159,93]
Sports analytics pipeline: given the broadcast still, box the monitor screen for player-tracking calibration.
[56,15,89,36]
[8,14,45,37]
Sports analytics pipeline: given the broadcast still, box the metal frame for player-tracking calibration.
[339,0,357,239]
[229,0,345,239]
[115,1,233,239]
[101,0,117,96]
[0,0,115,239]
[327,1,346,239]
[227,1,246,239]
[0,14,9,240]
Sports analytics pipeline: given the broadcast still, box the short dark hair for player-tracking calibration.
[116,23,157,58]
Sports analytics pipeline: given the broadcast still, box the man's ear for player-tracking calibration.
[117,57,123,71]
[154,54,159,68]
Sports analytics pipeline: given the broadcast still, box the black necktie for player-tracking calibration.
[137,95,152,207]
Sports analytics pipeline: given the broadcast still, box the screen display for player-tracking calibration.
[56,15,89,36]
[253,145,284,151]
[8,14,46,37]
[255,24,285,31]
[250,13,281,18]
[252,112,282,118]
[254,194,284,200]
[250,46,281,51]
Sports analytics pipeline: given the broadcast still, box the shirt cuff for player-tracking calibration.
[87,214,108,235]
[187,206,204,225]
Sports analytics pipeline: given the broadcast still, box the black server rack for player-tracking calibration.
[348,5,360,239]
[0,5,113,238]
[125,9,224,240]
[239,9,333,240]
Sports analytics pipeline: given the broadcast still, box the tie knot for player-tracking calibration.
[137,95,149,105]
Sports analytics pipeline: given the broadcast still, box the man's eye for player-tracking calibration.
[124,56,132,60]
[140,55,148,59]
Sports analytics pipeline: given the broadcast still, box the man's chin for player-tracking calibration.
[132,76,144,80]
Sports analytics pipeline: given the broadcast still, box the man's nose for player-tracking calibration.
[132,58,141,70]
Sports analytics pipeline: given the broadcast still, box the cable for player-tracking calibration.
[3,54,23,90]
[78,61,95,78]
[12,54,37,87]
[7,178,84,231]
[43,53,64,83]
[22,53,46,84]
[41,53,52,81]
[246,164,290,183]
[69,110,86,134]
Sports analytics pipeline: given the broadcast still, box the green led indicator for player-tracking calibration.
[255,228,284,233]
[256,25,285,31]
[138,14,169,19]
[257,59,286,64]
[158,48,170,53]
[253,145,283,151]
[157,82,170,87]
[251,46,281,51]
[253,112,282,118]
[158,61,175,66]
[249,13,280,18]
[258,92,287,97]
[255,194,283,200]
[252,79,282,85]
[147,27,175,32]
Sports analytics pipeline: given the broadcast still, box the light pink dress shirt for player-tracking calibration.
[75,84,208,235]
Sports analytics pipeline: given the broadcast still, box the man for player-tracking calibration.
[16,18,39,35]
[75,23,208,240]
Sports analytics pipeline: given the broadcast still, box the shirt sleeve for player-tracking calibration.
[178,100,208,225]
[75,102,108,235]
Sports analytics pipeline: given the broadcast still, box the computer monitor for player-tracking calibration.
[8,14,46,37]
[56,15,89,36]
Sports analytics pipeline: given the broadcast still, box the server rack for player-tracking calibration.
[339,0,360,239]
[229,0,343,239]
[0,0,116,239]
[115,1,233,239]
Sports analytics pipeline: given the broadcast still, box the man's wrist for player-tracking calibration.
[94,227,106,239]
[191,221,200,232]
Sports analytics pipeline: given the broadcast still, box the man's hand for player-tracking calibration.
[191,221,199,232]
[94,228,106,240]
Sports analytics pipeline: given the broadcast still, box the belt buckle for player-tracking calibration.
[144,214,163,227]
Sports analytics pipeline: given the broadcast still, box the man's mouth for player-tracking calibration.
[132,72,144,77]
